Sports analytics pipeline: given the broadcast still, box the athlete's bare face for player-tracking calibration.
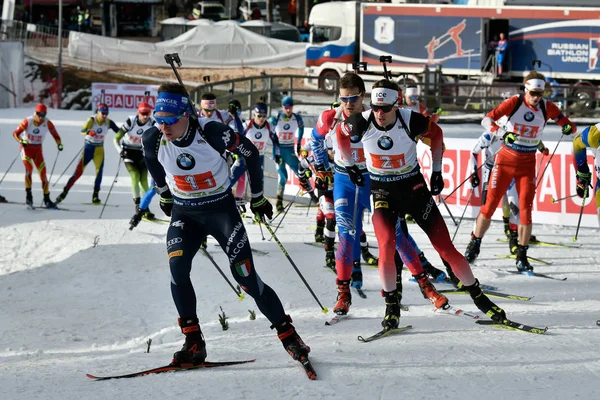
[283,106,293,117]
[138,112,150,124]
[155,112,188,141]
[33,112,45,125]
[525,90,543,108]
[96,111,107,123]
[339,88,363,115]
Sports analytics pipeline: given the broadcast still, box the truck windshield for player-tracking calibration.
[311,26,342,44]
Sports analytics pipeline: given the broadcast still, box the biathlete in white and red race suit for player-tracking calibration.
[141,83,310,367]
[335,78,508,328]
[465,70,575,272]
[402,86,440,123]
[12,103,63,208]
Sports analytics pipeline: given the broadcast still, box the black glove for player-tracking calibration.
[470,171,480,188]
[120,148,128,159]
[159,191,173,217]
[345,165,365,187]
[314,164,333,190]
[298,176,310,192]
[430,171,444,196]
[228,103,238,115]
[274,154,282,164]
[502,131,518,145]
[561,124,573,135]
[250,195,273,221]
[576,171,591,198]
[296,144,302,157]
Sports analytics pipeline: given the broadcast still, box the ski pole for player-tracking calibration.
[261,221,328,314]
[443,164,482,202]
[52,145,83,187]
[40,150,62,207]
[99,158,121,219]
[269,187,301,227]
[536,134,564,190]
[269,192,298,240]
[452,190,474,242]
[350,185,360,237]
[200,248,244,300]
[438,195,458,226]
[573,190,588,242]
[0,152,19,187]
[550,194,577,204]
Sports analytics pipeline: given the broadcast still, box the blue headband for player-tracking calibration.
[155,92,189,115]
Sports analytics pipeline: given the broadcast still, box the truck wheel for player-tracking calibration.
[319,71,339,93]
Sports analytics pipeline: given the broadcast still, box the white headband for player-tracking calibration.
[200,99,217,110]
[524,79,545,92]
[371,88,398,105]
[405,87,419,96]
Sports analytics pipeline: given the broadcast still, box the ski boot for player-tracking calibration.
[25,189,33,207]
[275,195,284,213]
[420,252,447,282]
[172,317,207,366]
[415,272,448,309]
[200,237,208,250]
[350,261,363,289]
[43,194,57,209]
[515,244,533,272]
[55,188,68,204]
[464,232,482,263]
[381,290,401,330]
[361,246,378,266]
[464,279,506,322]
[92,189,101,204]
[129,209,145,230]
[134,197,141,211]
[0,194,6,203]
[529,234,538,244]
[274,316,310,360]
[314,222,325,243]
[144,209,156,220]
[502,216,511,238]
[333,279,352,315]
[325,250,335,272]
[509,229,518,255]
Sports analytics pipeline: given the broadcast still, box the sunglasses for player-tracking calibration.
[154,112,185,126]
[255,114,267,118]
[139,112,150,117]
[528,91,544,98]
[283,106,293,110]
[371,104,394,113]
[408,96,419,101]
[339,94,361,103]
[36,112,46,117]
[202,108,215,112]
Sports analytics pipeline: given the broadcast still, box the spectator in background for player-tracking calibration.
[288,0,297,26]
[168,1,179,18]
[38,14,49,26]
[250,7,262,20]
[496,32,508,76]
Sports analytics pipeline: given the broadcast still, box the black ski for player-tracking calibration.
[502,269,567,281]
[496,254,552,265]
[357,325,413,343]
[476,319,548,334]
[438,288,533,302]
[86,359,256,380]
[353,287,367,299]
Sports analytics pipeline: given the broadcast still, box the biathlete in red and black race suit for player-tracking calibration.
[336,78,508,328]
[142,83,310,366]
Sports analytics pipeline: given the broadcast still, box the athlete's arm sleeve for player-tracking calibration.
[311,111,334,168]
[142,126,168,189]
[546,101,576,133]
[482,96,519,136]
[81,118,94,136]
[110,120,120,133]
[572,129,592,173]
[296,114,305,144]
[13,118,28,142]
[114,129,125,152]
[204,122,264,197]
[412,113,443,172]
[269,129,280,156]
[47,121,61,145]
[335,113,366,167]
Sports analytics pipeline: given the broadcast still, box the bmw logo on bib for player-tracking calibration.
[254,132,263,139]
[524,111,535,122]
[33,128,40,134]
[350,134,360,143]
[377,136,393,150]
[137,128,144,134]
[283,123,290,130]
[176,153,196,171]
[97,128,103,133]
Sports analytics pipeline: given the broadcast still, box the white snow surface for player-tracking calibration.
[1,109,600,399]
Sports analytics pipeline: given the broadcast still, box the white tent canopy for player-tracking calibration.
[68,20,306,69]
